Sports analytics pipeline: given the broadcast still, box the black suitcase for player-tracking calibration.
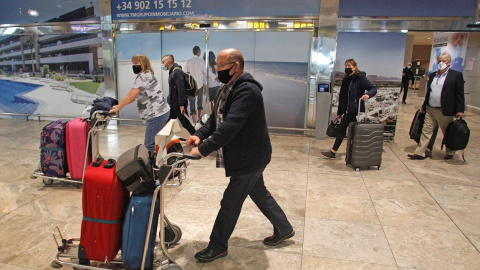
[409,109,438,151]
[345,100,383,171]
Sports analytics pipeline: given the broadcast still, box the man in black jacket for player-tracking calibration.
[400,62,414,104]
[408,52,465,160]
[186,48,294,262]
[161,54,195,134]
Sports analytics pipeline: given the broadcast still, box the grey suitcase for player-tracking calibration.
[345,100,383,171]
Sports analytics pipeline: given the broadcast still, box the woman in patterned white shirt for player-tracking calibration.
[110,54,170,152]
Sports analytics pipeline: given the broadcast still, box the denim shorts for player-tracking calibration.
[209,86,219,102]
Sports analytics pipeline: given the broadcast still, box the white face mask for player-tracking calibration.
[438,62,448,71]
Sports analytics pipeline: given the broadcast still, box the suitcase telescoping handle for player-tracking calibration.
[356,98,369,122]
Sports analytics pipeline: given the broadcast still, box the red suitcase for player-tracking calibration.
[79,160,128,264]
[66,118,91,180]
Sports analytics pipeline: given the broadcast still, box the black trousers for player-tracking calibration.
[332,113,357,151]
[208,165,293,251]
[169,102,196,135]
[401,82,409,103]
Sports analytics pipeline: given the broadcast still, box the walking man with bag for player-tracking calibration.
[161,54,196,135]
[408,52,465,160]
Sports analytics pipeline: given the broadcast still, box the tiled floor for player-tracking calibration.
[1,93,480,270]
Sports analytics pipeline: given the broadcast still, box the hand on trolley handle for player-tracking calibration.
[185,135,204,158]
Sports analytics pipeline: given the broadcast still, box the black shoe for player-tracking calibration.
[407,154,426,160]
[194,247,228,263]
[444,154,454,160]
[263,229,295,246]
[321,151,336,159]
[402,101,407,104]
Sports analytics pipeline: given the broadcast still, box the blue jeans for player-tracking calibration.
[144,112,170,152]
[208,165,293,251]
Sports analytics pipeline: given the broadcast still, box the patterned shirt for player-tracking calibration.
[133,71,170,120]
[214,81,236,168]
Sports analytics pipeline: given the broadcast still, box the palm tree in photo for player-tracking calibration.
[26,35,37,74]
[19,36,27,71]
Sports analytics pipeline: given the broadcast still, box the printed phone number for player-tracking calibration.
[116,0,192,11]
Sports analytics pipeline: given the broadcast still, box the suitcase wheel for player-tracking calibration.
[355,167,360,172]
[163,224,182,246]
[50,260,62,268]
[43,179,53,185]
[159,263,183,270]
[377,166,381,170]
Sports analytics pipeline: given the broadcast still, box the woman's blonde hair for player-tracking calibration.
[132,54,154,74]
[345,58,361,77]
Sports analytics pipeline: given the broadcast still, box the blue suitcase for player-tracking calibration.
[122,192,160,270]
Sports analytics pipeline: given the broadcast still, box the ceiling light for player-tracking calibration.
[28,9,39,17]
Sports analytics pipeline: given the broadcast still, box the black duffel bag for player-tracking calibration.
[116,144,155,195]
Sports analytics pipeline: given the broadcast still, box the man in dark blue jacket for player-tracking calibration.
[161,54,195,134]
[408,52,465,160]
[186,48,294,262]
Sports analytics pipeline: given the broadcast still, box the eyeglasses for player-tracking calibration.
[215,62,236,69]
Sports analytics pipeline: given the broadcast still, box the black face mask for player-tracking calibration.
[217,66,234,84]
[345,68,353,76]
[132,65,142,74]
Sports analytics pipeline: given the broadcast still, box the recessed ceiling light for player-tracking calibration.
[28,9,39,17]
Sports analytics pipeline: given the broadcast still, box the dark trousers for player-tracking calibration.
[332,113,357,151]
[208,165,292,251]
[400,82,408,103]
[169,102,196,135]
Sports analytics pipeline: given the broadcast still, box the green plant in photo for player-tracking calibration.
[55,74,67,81]
[42,65,51,78]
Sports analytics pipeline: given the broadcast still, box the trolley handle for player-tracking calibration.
[156,152,201,166]
[182,154,201,160]
[91,110,115,118]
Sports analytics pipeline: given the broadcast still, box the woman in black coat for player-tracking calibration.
[322,59,377,158]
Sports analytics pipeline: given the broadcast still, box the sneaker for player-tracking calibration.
[321,151,336,158]
[263,230,295,246]
[444,154,454,160]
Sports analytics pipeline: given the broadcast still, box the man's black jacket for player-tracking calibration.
[423,69,465,116]
[167,63,187,106]
[195,72,272,177]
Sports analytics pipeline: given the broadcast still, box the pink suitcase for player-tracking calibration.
[66,118,91,180]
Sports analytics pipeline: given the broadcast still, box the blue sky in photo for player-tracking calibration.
[117,31,310,63]
[336,32,406,79]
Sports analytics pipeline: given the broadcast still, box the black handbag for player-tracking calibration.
[326,118,341,137]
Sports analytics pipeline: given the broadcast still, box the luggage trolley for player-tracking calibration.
[51,152,200,270]
[31,110,115,185]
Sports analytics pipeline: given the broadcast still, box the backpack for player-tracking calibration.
[173,67,198,98]
[442,118,470,161]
